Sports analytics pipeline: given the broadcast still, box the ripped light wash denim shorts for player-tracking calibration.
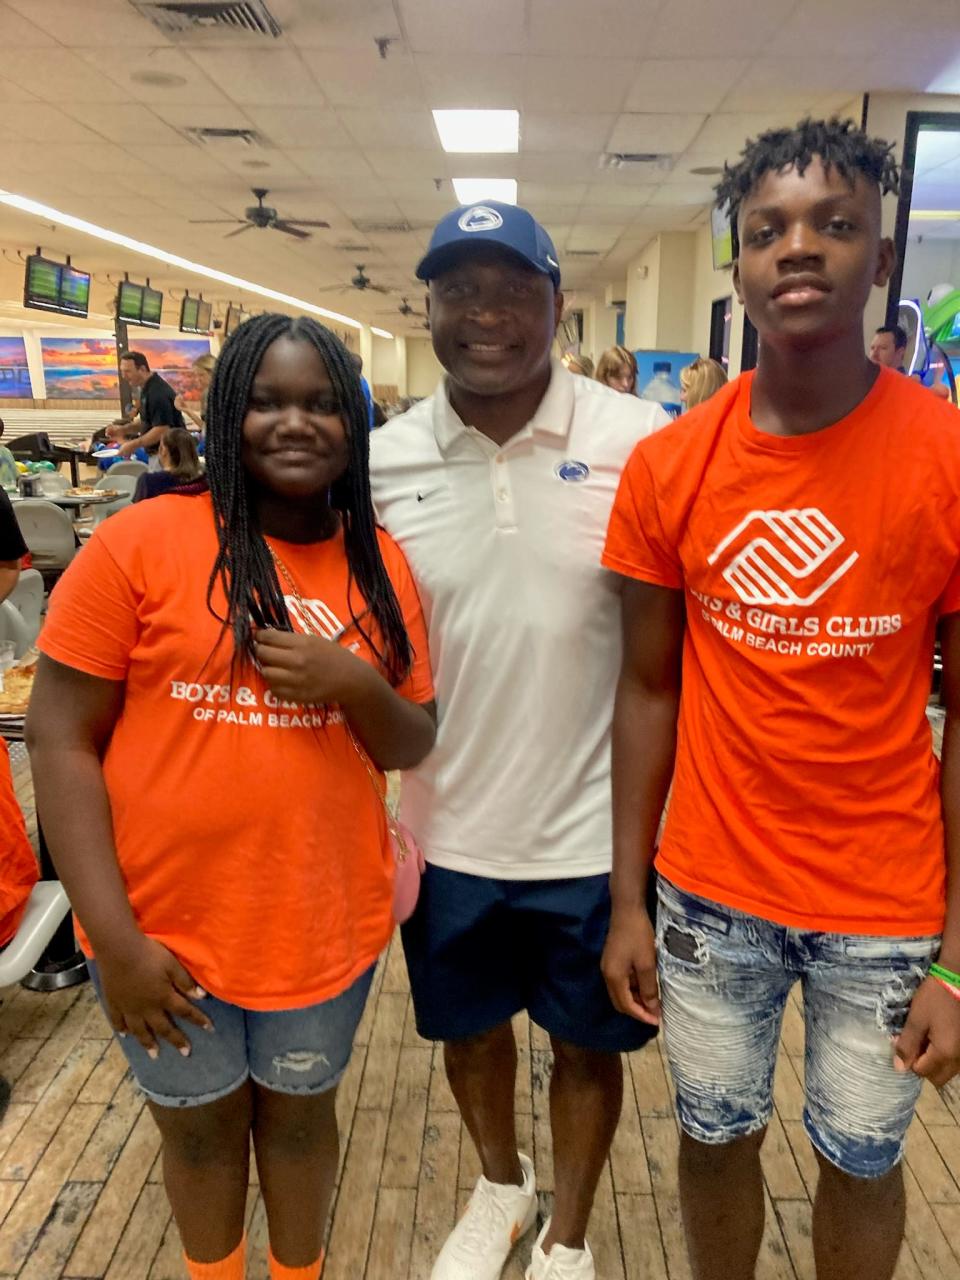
[88,960,375,1109]
[656,877,940,1179]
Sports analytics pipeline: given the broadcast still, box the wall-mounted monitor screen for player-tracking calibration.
[140,286,163,328]
[711,205,734,271]
[59,266,91,317]
[117,280,143,323]
[23,254,90,317]
[180,295,212,333]
[224,304,251,337]
[117,280,162,328]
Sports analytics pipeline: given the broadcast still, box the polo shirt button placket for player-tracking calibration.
[491,454,515,530]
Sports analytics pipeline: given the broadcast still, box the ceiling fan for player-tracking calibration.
[316,265,393,295]
[376,296,427,319]
[190,188,330,241]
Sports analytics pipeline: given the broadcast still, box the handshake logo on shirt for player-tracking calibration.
[708,508,859,608]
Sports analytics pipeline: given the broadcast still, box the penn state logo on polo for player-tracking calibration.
[458,206,504,233]
[555,459,590,483]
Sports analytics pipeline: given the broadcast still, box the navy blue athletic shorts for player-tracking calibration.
[401,865,658,1052]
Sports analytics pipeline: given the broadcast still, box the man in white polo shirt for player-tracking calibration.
[370,202,667,1280]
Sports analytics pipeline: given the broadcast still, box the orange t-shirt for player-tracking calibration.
[603,368,960,936]
[39,492,433,1009]
[0,737,38,947]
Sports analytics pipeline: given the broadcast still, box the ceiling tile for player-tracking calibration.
[719,58,868,112]
[566,226,621,252]
[187,49,326,107]
[528,0,660,56]
[401,0,527,54]
[82,47,233,106]
[577,204,649,223]
[647,0,796,57]
[519,153,602,182]
[766,0,893,57]
[4,50,128,103]
[0,103,104,146]
[140,145,232,180]
[6,0,164,45]
[416,54,523,109]
[287,149,377,179]
[608,114,707,154]
[625,59,749,114]
[687,111,805,158]
[365,150,448,180]
[67,103,186,146]
[301,47,426,109]
[445,153,520,178]
[239,107,354,150]
[149,103,257,134]
[339,109,438,149]
[518,182,589,205]
[584,181,659,204]
[523,57,638,113]
[520,203,584,223]
[0,3,57,44]
[523,114,615,153]
[647,181,714,205]
[273,0,402,48]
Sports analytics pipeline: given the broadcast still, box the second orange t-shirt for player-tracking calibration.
[603,368,960,936]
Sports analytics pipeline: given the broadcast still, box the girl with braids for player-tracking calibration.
[26,314,436,1280]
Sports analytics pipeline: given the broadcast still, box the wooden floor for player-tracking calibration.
[4,734,960,1278]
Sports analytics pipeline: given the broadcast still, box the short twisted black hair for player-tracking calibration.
[202,312,412,685]
[716,117,900,228]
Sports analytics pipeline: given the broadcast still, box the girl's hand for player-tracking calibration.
[98,935,212,1059]
[254,629,371,707]
[174,393,185,411]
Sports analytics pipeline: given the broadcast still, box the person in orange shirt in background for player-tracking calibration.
[601,118,960,1280]
[26,315,436,1280]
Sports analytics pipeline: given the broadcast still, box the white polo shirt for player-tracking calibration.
[370,361,668,879]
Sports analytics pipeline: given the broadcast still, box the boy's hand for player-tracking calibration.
[894,977,960,1087]
[602,903,661,1026]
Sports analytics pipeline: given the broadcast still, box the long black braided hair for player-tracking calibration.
[202,312,412,686]
[716,117,900,232]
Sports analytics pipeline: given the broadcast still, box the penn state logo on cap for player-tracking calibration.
[458,205,504,233]
[555,460,590,483]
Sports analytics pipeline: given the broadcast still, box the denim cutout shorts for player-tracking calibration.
[656,877,940,1178]
[88,960,375,1109]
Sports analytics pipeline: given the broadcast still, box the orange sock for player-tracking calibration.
[183,1237,245,1280]
[268,1247,325,1280]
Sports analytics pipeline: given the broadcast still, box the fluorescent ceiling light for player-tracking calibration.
[910,210,960,220]
[452,178,518,206]
[433,110,519,154]
[0,187,363,330]
[371,327,394,339]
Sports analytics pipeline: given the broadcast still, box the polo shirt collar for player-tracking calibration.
[432,357,575,453]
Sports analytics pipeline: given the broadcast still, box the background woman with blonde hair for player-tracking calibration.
[680,356,727,409]
[595,346,637,395]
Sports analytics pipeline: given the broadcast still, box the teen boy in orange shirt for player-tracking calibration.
[601,118,960,1280]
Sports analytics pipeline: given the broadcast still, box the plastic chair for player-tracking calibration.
[0,883,71,987]
[0,599,32,659]
[106,460,148,479]
[13,500,75,574]
[91,472,137,525]
[7,569,43,646]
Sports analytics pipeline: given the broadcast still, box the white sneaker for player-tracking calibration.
[431,1152,537,1280]
[525,1219,596,1280]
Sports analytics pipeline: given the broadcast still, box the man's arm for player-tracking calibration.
[601,578,685,1025]
[118,425,166,457]
[896,612,960,1084]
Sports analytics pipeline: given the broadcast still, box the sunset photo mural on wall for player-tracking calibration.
[0,338,32,398]
[40,337,119,400]
[133,338,212,400]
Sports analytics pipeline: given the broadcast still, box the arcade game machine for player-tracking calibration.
[898,287,959,405]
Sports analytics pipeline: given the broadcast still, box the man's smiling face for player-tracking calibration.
[427,243,563,398]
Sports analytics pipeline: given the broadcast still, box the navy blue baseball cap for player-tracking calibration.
[416,201,561,288]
